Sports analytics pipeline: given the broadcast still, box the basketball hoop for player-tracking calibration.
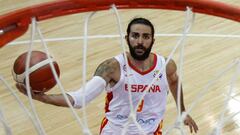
[0,0,240,47]
[0,0,239,135]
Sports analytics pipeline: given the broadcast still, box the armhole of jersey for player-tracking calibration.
[160,56,170,94]
[107,54,124,91]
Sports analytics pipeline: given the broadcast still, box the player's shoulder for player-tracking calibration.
[164,57,177,75]
[101,57,119,67]
[94,58,120,80]
[153,53,176,73]
[96,57,120,74]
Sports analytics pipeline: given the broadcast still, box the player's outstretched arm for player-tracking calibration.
[16,58,119,108]
[16,83,74,107]
[166,58,199,133]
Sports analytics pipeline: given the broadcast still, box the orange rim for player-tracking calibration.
[0,0,239,47]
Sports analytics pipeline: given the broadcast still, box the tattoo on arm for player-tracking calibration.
[94,59,115,82]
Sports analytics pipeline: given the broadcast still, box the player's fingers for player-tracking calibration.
[184,120,188,125]
[16,83,27,94]
[16,83,37,97]
[190,121,199,133]
[184,115,198,133]
[192,120,199,133]
[187,122,193,133]
[19,88,27,95]
[16,83,24,90]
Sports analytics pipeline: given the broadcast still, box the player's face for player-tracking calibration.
[126,24,154,61]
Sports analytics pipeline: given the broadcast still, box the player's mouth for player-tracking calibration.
[135,48,145,55]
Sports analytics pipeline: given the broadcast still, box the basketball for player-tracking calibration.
[12,51,60,93]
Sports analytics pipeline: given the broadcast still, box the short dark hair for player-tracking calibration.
[126,17,155,37]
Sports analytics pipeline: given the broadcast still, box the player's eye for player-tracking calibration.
[143,34,151,39]
[131,32,139,39]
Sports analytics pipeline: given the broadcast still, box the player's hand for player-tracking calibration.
[184,114,198,133]
[16,83,46,101]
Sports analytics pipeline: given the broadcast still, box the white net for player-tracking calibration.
[0,1,240,135]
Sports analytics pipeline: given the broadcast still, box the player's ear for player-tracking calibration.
[125,35,129,43]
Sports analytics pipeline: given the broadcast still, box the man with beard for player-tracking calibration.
[17,17,198,135]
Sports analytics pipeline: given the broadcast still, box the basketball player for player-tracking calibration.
[17,17,198,135]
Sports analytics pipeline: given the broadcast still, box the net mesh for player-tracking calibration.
[0,1,240,135]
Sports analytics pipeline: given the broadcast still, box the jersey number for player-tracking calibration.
[137,100,144,112]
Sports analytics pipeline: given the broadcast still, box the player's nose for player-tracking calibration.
[137,36,143,44]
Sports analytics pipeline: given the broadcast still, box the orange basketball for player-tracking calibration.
[12,51,60,93]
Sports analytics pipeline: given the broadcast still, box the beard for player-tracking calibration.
[127,39,153,61]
